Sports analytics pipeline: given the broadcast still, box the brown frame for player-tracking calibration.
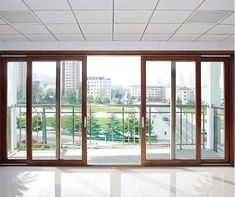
[200,57,233,164]
[141,56,201,166]
[0,52,234,167]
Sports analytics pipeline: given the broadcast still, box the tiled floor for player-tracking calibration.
[0,166,234,197]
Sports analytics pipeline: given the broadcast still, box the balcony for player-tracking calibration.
[7,104,224,163]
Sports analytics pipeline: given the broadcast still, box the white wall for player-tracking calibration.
[0,41,233,51]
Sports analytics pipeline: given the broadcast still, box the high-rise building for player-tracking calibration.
[61,61,81,96]
[87,77,111,100]
[16,62,27,88]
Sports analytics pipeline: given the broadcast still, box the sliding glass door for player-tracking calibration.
[141,57,200,165]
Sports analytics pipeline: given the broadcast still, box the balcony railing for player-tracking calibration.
[8,104,224,152]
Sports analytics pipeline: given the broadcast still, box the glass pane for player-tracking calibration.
[201,62,224,159]
[87,56,141,164]
[32,61,56,160]
[176,62,196,159]
[146,61,171,160]
[60,61,82,160]
[7,62,27,159]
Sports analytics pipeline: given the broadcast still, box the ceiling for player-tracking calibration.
[0,0,234,42]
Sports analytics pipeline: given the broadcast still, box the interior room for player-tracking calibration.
[0,0,234,196]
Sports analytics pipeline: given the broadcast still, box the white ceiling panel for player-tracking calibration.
[177,24,213,34]
[75,10,112,24]
[207,24,234,35]
[0,0,28,11]
[198,0,234,11]
[23,0,70,10]
[114,34,142,41]
[0,24,18,34]
[187,11,232,24]
[46,24,81,34]
[223,35,234,42]
[0,34,28,41]
[55,33,84,41]
[142,33,171,41]
[115,24,146,33]
[12,24,49,34]
[156,0,204,10]
[197,34,232,41]
[115,0,157,9]
[85,34,112,41]
[80,24,112,33]
[115,10,152,23]
[221,14,234,24]
[151,10,192,24]
[69,0,112,10]
[0,11,39,23]
[170,34,200,41]
[0,19,6,24]
[146,24,180,33]
[26,34,57,41]
[35,11,76,24]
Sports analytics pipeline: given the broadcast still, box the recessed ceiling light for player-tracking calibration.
[0,11,39,23]
[187,11,232,23]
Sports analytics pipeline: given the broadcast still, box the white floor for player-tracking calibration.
[0,166,234,197]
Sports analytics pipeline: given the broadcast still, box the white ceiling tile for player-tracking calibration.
[69,0,112,9]
[115,24,146,33]
[177,24,213,34]
[170,34,200,41]
[0,0,28,11]
[207,24,234,35]
[80,24,112,33]
[23,0,70,10]
[115,0,157,9]
[12,24,49,34]
[26,34,57,41]
[151,10,192,24]
[0,19,6,24]
[0,34,29,41]
[114,34,142,41]
[0,11,39,23]
[156,0,204,10]
[142,33,171,41]
[0,24,18,34]
[115,10,152,23]
[187,11,232,24]
[198,0,234,11]
[35,11,76,24]
[55,33,84,41]
[197,34,232,41]
[221,14,234,24]
[85,34,112,41]
[223,35,234,42]
[146,24,180,33]
[75,10,112,24]
[46,24,81,34]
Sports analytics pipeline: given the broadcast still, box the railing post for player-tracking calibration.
[42,107,47,143]
[180,106,183,150]
[19,106,22,146]
[214,108,218,152]
[89,106,92,146]
[185,113,188,145]
[148,106,151,146]
[202,106,205,149]
[72,106,75,145]
[111,112,114,142]
[122,106,124,144]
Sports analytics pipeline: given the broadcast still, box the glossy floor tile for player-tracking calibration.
[0,166,234,197]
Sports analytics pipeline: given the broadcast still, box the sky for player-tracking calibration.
[31,56,206,87]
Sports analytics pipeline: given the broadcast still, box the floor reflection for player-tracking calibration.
[0,167,234,197]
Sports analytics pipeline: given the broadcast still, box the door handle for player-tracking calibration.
[84,117,87,128]
[141,117,145,128]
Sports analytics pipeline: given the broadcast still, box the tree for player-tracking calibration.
[32,81,44,104]
[17,86,25,104]
[62,89,78,104]
[44,88,55,104]
[106,114,122,141]
[176,96,182,105]
[87,114,101,137]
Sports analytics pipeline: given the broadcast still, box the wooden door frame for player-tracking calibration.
[141,55,201,166]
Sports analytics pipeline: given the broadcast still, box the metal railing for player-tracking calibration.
[9,104,224,151]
